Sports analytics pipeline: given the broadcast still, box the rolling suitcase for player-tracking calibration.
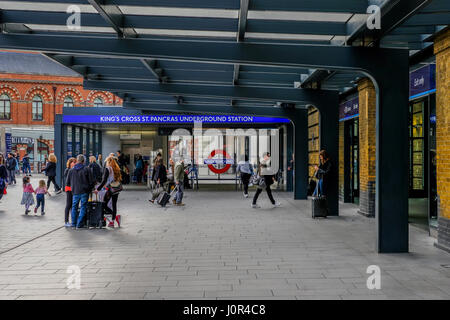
[87,194,104,228]
[312,196,328,218]
[156,185,178,207]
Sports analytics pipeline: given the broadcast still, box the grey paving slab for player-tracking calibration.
[0,176,449,300]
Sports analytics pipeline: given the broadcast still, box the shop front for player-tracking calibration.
[408,63,437,229]
[339,96,360,205]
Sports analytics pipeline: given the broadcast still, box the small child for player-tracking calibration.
[21,176,35,215]
[34,179,51,215]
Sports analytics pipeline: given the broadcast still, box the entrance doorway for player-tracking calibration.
[344,118,359,204]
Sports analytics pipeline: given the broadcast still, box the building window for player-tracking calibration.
[64,96,74,107]
[32,95,43,121]
[93,97,103,107]
[0,94,11,120]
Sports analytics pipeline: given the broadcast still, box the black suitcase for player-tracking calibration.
[157,192,171,207]
[157,185,178,207]
[312,196,328,218]
[87,195,104,228]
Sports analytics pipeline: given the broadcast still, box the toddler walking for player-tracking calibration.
[34,179,51,215]
[21,176,35,215]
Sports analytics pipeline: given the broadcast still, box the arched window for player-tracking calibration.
[64,96,74,107]
[0,94,11,120]
[93,97,103,107]
[32,95,43,120]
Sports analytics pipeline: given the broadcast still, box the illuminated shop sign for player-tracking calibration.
[339,97,359,122]
[409,64,436,99]
[63,115,290,124]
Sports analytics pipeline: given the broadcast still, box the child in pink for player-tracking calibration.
[34,179,51,215]
[21,176,35,215]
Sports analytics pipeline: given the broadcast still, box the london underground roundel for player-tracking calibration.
[205,149,233,174]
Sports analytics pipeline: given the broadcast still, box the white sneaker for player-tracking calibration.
[251,204,260,209]
[273,202,281,207]
[243,193,249,198]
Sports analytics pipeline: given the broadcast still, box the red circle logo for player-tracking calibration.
[207,149,232,174]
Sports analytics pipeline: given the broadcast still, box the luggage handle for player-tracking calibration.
[90,192,99,202]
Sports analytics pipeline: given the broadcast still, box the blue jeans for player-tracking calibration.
[175,182,184,204]
[313,179,324,197]
[22,163,31,175]
[36,194,45,213]
[71,193,89,227]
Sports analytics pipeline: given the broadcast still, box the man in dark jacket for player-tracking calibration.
[22,154,31,176]
[66,155,96,228]
[6,153,17,185]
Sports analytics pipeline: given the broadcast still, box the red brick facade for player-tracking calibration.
[0,72,122,126]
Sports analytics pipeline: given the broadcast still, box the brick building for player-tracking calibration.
[0,50,121,169]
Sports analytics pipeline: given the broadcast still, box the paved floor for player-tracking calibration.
[0,175,449,300]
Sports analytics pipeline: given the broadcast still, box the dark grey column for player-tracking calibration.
[293,110,308,200]
[374,56,410,253]
[286,123,294,192]
[319,104,339,216]
[54,115,64,187]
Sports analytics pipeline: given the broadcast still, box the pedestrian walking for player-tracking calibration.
[96,156,122,228]
[66,155,96,228]
[42,154,62,194]
[252,152,281,208]
[237,155,254,198]
[63,157,76,227]
[135,155,144,184]
[34,179,51,215]
[148,158,168,203]
[21,176,35,215]
[6,153,17,185]
[0,154,8,200]
[173,159,186,206]
[22,154,31,176]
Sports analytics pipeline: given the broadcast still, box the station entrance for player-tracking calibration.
[56,109,291,191]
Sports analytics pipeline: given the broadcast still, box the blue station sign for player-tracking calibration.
[339,97,359,122]
[62,115,291,124]
[410,64,436,99]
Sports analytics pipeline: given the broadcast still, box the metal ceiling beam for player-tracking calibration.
[87,0,136,38]
[0,10,349,36]
[123,101,307,117]
[300,69,335,89]
[141,59,168,83]
[83,80,337,105]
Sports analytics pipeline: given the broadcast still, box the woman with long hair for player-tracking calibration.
[313,150,332,197]
[63,157,76,227]
[42,153,62,194]
[97,156,122,228]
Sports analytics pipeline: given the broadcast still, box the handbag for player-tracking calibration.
[107,180,123,195]
[151,183,163,199]
[251,175,266,190]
